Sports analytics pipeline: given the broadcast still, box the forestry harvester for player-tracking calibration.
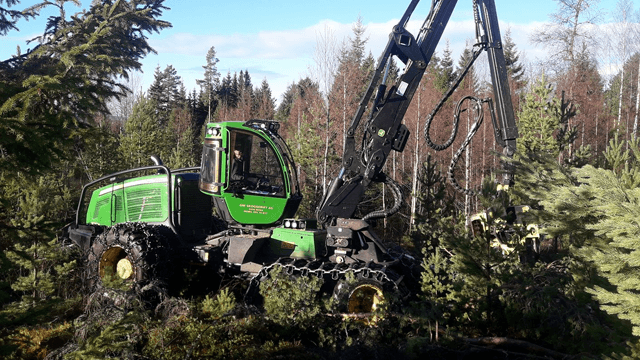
[65,0,518,313]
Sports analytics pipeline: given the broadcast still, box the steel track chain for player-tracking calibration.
[245,254,419,303]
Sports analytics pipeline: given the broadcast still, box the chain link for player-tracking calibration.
[245,257,404,301]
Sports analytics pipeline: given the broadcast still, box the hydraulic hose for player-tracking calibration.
[446,96,485,196]
[362,176,403,222]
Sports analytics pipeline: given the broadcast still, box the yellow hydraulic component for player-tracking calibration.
[470,205,542,256]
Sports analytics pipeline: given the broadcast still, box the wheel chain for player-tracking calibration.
[87,223,173,292]
[245,258,406,302]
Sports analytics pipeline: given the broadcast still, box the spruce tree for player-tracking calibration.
[0,0,38,35]
[254,78,275,119]
[516,74,562,157]
[433,41,455,93]
[2,169,79,305]
[119,96,169,168]
[570,137,640,336]
[148,64,184,125]
[0,0,170,176]
[503,28,526,87]
[77,126,122,181]
[167,105,198,169]
[0,1,170,329]
[455,43,479,92]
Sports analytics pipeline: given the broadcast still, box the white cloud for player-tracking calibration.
[146,13,630,102]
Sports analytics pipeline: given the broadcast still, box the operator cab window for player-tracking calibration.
[228,130,285,197]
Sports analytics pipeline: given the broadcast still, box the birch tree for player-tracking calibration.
[531,0,601,72]
[608,0,638,129]
[310,24,339,194]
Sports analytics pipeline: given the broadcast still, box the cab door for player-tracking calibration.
[223,129,289,225]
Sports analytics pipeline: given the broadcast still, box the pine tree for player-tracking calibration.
[196,46,220,122]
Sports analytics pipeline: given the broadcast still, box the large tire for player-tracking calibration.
[333,270,394,314]
[86,223,175,294]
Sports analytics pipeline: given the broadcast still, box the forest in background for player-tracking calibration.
[2,0,640,358]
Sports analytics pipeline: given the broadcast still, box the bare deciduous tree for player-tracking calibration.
[106,71,143,128]
[310,24,339,194]
[531,0,601,72]
[607,0,638,129]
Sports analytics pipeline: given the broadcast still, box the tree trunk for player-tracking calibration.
[618,59,625,129]
[634,59,640,137]
[465,108,471,226]
[410,93,421,233]
[324,106,330,194]
[343,74,347,153]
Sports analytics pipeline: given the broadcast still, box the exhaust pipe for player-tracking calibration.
[150,155,163,166]
[150,155,166,174]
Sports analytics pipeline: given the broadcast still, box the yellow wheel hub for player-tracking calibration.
[116,258,133,279]
[99,247,134,281]
[347,283,384,313]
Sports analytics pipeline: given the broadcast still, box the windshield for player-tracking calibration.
[228,130,286,197]
[273,134,300,196]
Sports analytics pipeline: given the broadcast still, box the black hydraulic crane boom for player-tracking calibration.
[317,0,518,227]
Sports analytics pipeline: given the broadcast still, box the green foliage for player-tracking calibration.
[1,169,80,306]
[76,126,123,181]
[148,64,185,124]
[0,0,170,176]
[2,322,73,360]
[69,311,149,359]
[260,265,324,328]
[510,137,640,353]
[517,74,565,157]
[420,245,455,340]
[404,154,454,252]
[143,315,312,360]
[201,288,236,319]
[166,106,199,169]
[433,43,455,92]
[119,96,170,168]
[443,212,525,333]
[569,157,640,336]
[503,28,526,87]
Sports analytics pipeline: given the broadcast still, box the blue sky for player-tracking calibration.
[1,0,623,103]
